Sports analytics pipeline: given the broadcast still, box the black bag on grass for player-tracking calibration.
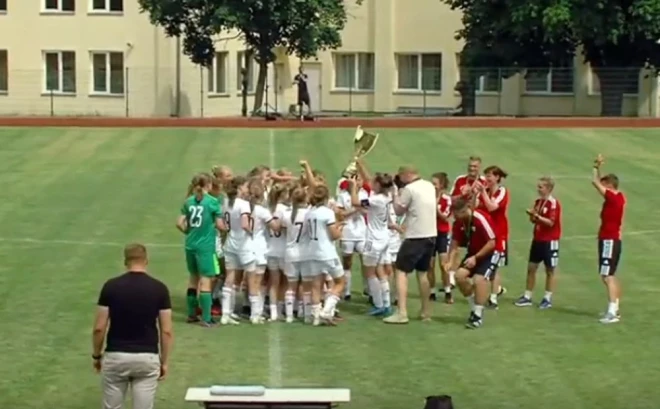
[424,395,454,409]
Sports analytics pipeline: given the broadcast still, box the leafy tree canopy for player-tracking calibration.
[138,0,362,67]
[445,0,660,115]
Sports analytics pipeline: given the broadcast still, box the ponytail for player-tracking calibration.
[289,185,307,223]
[226,176,247,207]
[188,173,211,200]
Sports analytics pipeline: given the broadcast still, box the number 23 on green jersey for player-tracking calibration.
[180,194,222,251]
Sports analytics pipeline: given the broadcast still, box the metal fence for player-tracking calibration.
[0,66,655,117]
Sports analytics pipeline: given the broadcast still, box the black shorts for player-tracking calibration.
[598,239,622,276]
[395,237,436,274]
[461,252,500,280]
[528,240,559,269]
[435,232,450,254]
[298,93,310,106]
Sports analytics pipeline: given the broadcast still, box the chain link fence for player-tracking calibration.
[0,66,656,117]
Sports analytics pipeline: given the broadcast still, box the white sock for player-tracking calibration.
[312,303,322,323]
[303,292,312,320]
[466,294,475,311]
[367,277,384,308]
[444,286,452,293]
[284,290,295,320]
[380,280,391,308]
[231,285,240,312]
[249,295,259,319]
[543,291,552,301]
[524,290,533,299]
[474,304,484,318]
[607,302,617,315]
[269,303,278,320]
[489,293,498,303]
[431,288,437,295]
[322,294,340,316]
[212,280,223,300]
[221,287,232,317]
[449,270,456,286]
[344,270,351,296]
[258,292,266,317]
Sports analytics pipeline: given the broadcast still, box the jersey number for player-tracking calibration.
[294,222,304,242]
[189,206,204,227]
[308,219,319,241]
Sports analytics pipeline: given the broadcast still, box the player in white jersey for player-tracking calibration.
[305,185,345,326]
[246,179,281,324]
[220,176,254,325]
[265,183,290,321]
[350,173,395,316]
[281,185,311,323]
[335,176,369,300]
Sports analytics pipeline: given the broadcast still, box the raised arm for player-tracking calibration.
[300,160,317,188]
[356,158,372,185]
[591,154,607,197]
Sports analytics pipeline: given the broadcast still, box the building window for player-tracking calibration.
[333,53,375,91]
[237,50,255,93]
[396,53,442,92]
[91,0,123,12]
[525,65,574,93]
[44,0,75,12]
[91,52,124,95]
[208,52,228,94]
[0,50,7,93]
[0,0,7,12]
[475,70,501,93]
[44,51,76,93]
[590,67,639,95]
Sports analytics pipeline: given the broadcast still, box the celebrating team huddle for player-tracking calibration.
[178,143,626,329]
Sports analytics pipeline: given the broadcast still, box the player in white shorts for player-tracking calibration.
[335,177,369,300]
[221,176,255,325]
[350,173,394,316]
[247,179,281,324]
[265,183,289,321]
[281,185,310,323]
[304,185,345,326]
[386,191,405,304]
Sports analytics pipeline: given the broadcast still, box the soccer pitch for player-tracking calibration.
[0,127,659,409]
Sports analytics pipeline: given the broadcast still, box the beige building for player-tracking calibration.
[0,0,659,117]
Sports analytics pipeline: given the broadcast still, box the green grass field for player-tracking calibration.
[1,127,659,409]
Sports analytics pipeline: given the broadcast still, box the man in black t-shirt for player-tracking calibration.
[92,243,173,409]
[293,66,311,117]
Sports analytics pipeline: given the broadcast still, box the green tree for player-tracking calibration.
[447,0,575,115]
[445,0,660,116]
[138,0,361,114]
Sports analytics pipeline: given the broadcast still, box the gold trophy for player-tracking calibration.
[341,126,379,178]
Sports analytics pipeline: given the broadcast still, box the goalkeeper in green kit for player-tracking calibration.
[177,173,226,327]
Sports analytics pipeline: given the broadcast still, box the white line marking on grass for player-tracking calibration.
[267,128,284,387]
[0,229,658,249]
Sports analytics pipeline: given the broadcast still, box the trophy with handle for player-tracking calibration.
[341,126,379,178]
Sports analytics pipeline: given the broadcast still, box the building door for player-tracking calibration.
[301,63,322,112]
[273,63,285,113]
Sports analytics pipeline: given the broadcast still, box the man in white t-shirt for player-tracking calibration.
[384,166,436,325]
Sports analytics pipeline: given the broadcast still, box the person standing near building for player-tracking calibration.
[92,243,173,409]
[293,66,312,118]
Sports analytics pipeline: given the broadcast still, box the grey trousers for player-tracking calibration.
[101,352,160,409]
